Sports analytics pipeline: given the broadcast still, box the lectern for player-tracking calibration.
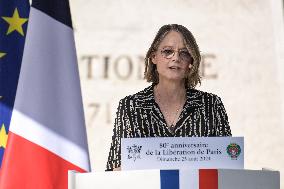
[68,169,280,189]
[69,137,280,188]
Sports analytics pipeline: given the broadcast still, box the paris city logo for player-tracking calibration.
[126,144,142,162]
[227,143,241,160]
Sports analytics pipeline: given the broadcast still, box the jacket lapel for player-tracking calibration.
[135,86,205,135]
[175,88,204,132]
[135,85,168,128]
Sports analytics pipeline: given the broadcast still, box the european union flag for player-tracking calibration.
[0,0,30,168]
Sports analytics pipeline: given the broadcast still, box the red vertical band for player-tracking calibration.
[199,169,218,189]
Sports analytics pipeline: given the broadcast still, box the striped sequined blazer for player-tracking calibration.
[106,85,232,170]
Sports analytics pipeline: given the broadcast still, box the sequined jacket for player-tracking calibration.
[106,85,232,170]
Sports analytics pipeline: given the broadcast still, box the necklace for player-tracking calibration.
[168,106,182,133]
[154,86,186,133]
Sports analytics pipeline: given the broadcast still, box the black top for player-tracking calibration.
[106,85,232,170]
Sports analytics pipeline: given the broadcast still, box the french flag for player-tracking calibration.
[160,169,218,189]
[0,0,90,188]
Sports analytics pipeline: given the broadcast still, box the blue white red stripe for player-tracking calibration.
[0,0,90,188]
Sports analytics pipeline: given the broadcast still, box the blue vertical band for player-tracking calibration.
[160,170,179,189]
[32,0,72,28]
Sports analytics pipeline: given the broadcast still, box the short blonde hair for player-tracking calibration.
[144,24,201,88]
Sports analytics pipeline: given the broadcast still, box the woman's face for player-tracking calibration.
[152,31,193,83]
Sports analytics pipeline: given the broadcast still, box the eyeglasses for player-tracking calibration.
[159,48,192,62]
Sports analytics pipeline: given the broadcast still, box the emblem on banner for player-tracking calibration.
[126,144,142,162]
[227,143,241,160]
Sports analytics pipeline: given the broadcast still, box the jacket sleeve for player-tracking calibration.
[106,97,134,171]
[106,99,124,171]
[215,96,232,136]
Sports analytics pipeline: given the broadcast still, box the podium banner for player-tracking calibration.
[121,137,244,170]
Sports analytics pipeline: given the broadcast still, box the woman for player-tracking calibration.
[106,24,232,171]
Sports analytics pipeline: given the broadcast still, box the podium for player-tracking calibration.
[69,137,279,188]
[68,169,280,189]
